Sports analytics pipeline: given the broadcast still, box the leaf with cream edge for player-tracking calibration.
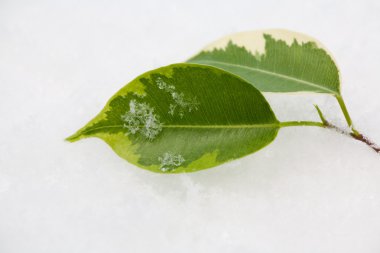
[187,29,358,131]
[67,64,284,173]
[188,29,340,94]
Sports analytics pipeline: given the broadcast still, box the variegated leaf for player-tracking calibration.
[67,64,279,173]
[188,29,340,95]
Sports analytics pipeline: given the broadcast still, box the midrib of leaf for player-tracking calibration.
[74,123,281,134]
[192,59,338,95]
[67,123,281,141]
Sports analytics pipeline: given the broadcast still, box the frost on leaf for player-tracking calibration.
[158,152,185,172]
[121,99,162,140]
[156,77,199,118]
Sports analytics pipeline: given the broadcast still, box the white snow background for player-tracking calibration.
[1,0,380,252]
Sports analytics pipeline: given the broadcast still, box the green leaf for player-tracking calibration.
[188,29,340,95]
[67,64,280,173]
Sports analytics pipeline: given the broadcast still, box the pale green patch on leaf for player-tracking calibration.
[187,29,340,95]
[67,64,280,173]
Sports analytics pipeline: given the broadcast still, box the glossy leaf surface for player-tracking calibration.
[67,64,279,173]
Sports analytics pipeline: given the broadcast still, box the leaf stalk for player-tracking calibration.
[279,121,324,128]
[335,95,359,136]
[280,106,380,154]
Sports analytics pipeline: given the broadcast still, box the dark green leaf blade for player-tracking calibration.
[188,29,340,95]
[67,64,279,173]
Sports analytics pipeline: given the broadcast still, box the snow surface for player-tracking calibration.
[1,0,380,252]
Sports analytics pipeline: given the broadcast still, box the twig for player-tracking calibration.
[315,104,380,154]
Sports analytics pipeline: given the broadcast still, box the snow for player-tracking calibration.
[1,0,380,252]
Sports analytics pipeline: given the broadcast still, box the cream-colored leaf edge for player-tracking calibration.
[200,28,330,55]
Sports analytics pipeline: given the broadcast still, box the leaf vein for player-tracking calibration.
[192,60,338,94]
[79,123,281,135]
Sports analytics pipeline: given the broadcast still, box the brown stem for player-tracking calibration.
[349,132,380,153]
[323,120,380,154]
[314,105,380,154]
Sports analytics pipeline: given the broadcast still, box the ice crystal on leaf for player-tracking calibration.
[121,100,162,140]
[158,152,185,172]
[155,77,199,118]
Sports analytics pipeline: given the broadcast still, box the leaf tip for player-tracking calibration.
[65,132,83,143]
